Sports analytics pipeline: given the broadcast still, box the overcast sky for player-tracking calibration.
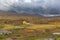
[0,0,60,17]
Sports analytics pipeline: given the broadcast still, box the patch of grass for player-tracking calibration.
[0,23,22,30]
[56,38,60,40]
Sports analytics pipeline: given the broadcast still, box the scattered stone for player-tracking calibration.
[6,38,13,40]
[0,30,12,35]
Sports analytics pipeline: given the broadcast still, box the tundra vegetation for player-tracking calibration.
[0,13,60,40]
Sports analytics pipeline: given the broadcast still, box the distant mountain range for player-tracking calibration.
[0,11,60,18]
[0,11,60,23]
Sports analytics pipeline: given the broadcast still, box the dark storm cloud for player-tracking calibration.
[0,0,60,17]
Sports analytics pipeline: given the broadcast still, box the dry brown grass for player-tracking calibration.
[0,15,60,25]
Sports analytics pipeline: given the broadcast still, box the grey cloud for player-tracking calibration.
[0,0,60,17]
